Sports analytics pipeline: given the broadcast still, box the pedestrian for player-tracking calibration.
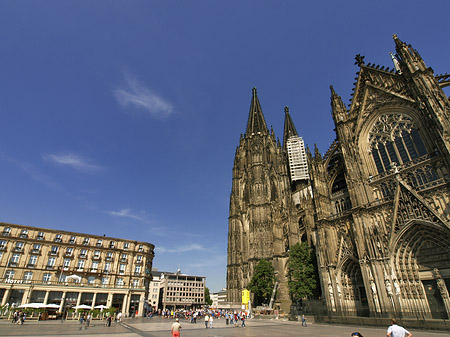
[301,314,307,327]
[241,315,246,328]
[171,318,182,337]
[107,314,112,327]
[209,314,213,328]
[387,319,412,337]
[204,314,209,328]
[86,313,91,327]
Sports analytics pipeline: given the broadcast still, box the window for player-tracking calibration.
[91,261,98,271]
[132,279,139,288]
[134,265,141,275]
[0,252,3,262]
[2,227,11,236]
[101,277,109,285]
[82,238,90,245]
[23,272,33,282]
[119,264,126,274]
[28,255,38,266]
[124,242,129,250]
[10,253,20,266]
[138,245,143,252]
[369,113,428,174]
[93,250,100,259]
[69,236,76,244]
[0,240,6,250]
[106,252,113,260]
[43,273,51,283]
[15,242,24,251]
[96,239,103,247]
[20,229,28,238]
[121,253,127,262]
[5,270,15,279]
[50,246,58,255]
[65,247,73,256]
[88,276,95,284]
[63,258,71,268]
[109,241,115,248]
[55,234,62,242]
[116,278,124,287]
[77,260,85,270]
[47,257,56,267]
[104,262,111,272]
[33,243,41,253]
[80,249,87,258]
[37,232,45,240]
[136,255,143,263]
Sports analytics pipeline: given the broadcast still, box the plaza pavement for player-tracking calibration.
[0,316,448,337]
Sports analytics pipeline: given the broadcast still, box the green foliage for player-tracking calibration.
[248,259,276,306]
[204,287,213,306]
[287,242,317,302]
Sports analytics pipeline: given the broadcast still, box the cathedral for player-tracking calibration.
[227,35,450,320]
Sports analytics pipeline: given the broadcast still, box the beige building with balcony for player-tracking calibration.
[0,222,154,316]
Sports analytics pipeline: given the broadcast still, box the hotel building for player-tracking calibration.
[0,222,154,316]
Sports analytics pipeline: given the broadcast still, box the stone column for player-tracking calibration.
[43,291,50,305]
[1,288,11,306]
[76,292,82,306]
[21,287,32,305]
[91,293,97,309]
[106,293,113,308]
[60,291,67,312]
[138,295,144,317]
[122,292,129,316]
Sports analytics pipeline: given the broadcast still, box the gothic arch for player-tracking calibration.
[336,256,368,315]
[390,220,450,318]
[357,107,430,177]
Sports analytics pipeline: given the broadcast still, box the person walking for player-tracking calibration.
[86,313,91,327]
[204,314,209,328]
[241,314,246,328]
[301,314,307,327]
[171,318,182,337]
[209,314,213,328]
[387,319,412,337]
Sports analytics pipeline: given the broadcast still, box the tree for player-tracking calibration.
[287,242,317,303]
[204,287,213,306]
[248,259,276,307]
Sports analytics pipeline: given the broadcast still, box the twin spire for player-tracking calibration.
[245,87,299,150]
[245,87,269,136]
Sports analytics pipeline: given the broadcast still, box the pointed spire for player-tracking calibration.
[389,52,402,74]
[245,87,269,136]
[393,34,427,74]
[330,85,347,123]
[282,106,299,150]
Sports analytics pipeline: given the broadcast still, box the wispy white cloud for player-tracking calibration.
[105,208,147,222]
[42,153,103,173]
[114,72,174,118]
[0,153,62,191]
[155,243,206,254]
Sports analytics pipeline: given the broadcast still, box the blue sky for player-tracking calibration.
[1,1,449,292]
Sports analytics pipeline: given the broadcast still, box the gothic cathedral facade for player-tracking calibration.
[227,35,450,319]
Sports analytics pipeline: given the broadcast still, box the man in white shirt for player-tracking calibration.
[171,318,182,337]
[387,319,412,337]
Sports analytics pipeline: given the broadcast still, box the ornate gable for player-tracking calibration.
[350,67,416,140]
[388,177,450,248]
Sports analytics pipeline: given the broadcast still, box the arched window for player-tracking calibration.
[368,113,427,174]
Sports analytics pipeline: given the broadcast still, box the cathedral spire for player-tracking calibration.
[245,87,269,136]
[283,106,299,150]
[393,34,427,74]
[330,85,347,123]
